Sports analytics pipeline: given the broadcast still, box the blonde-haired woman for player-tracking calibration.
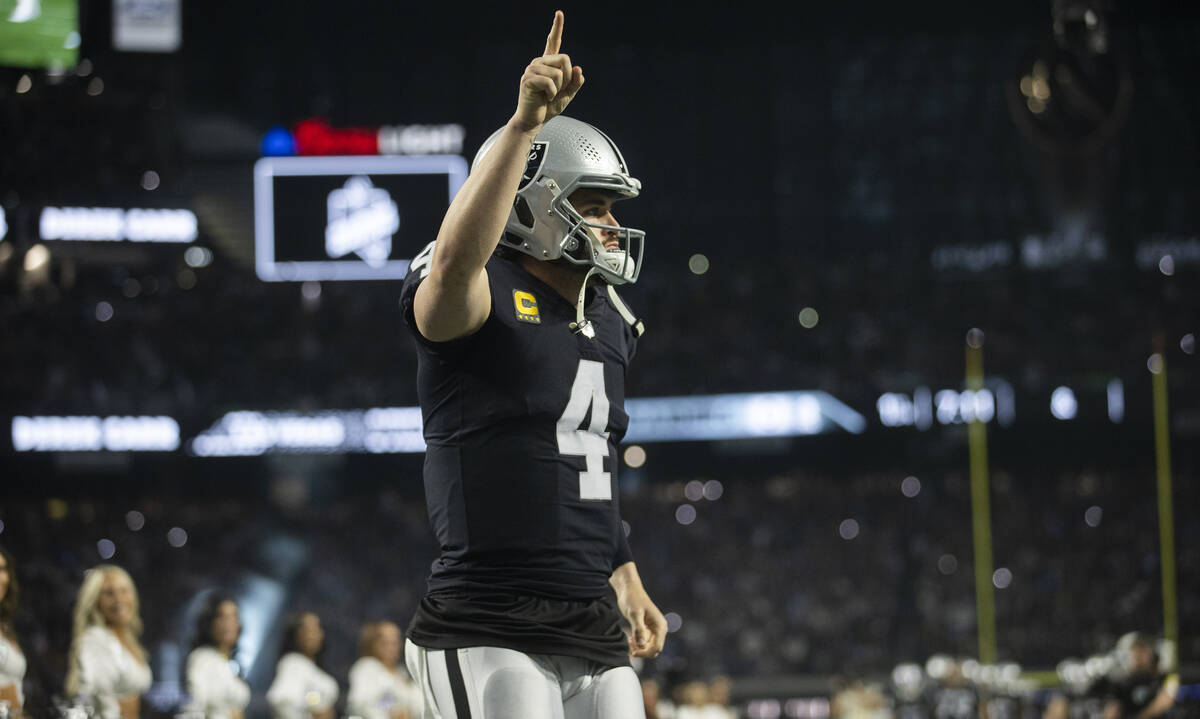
[65,565,153,719]
[346,621,422,719]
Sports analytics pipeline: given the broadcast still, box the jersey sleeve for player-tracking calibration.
[624,319,639,365]
[613,529,633,569]
[399,240,496,350]
[398,241,434,344]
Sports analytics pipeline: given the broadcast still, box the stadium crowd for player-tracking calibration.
[0,241,1195,428]
[0,460,1194,717]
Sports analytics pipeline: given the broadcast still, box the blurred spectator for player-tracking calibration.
[1102,632,1178,719]
[183,593,250,719]
[0,547,25,716]
[924,658,980,719]
[702,675,736,719]
[642,677,676,719]
[65,565,152,719]
[674,680,710,719]
[831,678,891,719]
[266,612,337,719]
[346,620,421,719]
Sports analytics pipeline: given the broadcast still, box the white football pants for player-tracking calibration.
[405,640,645,719]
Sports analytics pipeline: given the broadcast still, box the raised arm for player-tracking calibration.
[413,10,584,341]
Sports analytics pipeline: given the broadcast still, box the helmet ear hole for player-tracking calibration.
[513,196,536,229]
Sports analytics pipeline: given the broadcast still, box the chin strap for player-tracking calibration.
[568,267,646,339]
[606,284,646,338]
[569,267,600,338]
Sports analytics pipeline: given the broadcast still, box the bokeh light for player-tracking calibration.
[623,445,646,468]
[167,527,188,548]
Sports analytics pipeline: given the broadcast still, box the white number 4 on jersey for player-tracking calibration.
[557,360,612,501]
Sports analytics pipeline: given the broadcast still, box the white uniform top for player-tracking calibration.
[0,634,25,707]
[699,706,738,719]
[185,646,251,719]
[266,652,338,719]
[346,656,423,719]
[75,626,153,719]
[676,707,737,719]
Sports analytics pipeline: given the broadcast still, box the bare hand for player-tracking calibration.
[513,10,585,133]
[615,583,667,658]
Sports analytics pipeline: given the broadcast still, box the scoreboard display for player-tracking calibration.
[0,0,79,69]
[253,155,468,282]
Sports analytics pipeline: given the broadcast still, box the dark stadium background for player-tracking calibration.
[1,0,1197,716]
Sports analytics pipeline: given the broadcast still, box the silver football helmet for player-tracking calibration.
[473,115,645,285]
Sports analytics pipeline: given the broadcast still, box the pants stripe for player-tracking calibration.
[445,649,473,719]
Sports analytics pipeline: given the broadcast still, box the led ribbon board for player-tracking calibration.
[39,207,198,243]
[12,415,180,452]
[254,155,468,281]
[8,393,866,456]
[185,393,865,457]
[624,391,866,441]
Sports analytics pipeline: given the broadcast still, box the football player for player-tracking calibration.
[399,10,666,719]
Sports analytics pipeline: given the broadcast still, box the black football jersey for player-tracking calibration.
[400,246,636,601]
[930,685,979,719]
[1110,672,1168,717]
[985,694,1024,719]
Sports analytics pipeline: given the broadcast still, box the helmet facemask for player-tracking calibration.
[477,116,646,286]
[549,182,645,286]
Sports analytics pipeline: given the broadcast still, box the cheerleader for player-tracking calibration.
[65,565,152,719]
[184,593,251,719]
[346,621,422,719]
[0,548,25,717]
[266,612,338,719]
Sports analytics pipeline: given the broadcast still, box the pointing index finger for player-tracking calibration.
[543,10,564,56]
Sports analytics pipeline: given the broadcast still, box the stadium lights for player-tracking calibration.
[878,388,996,427]
[1050,386,1078,420]
[1107,379,1124,422]
[23,243,49,272]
